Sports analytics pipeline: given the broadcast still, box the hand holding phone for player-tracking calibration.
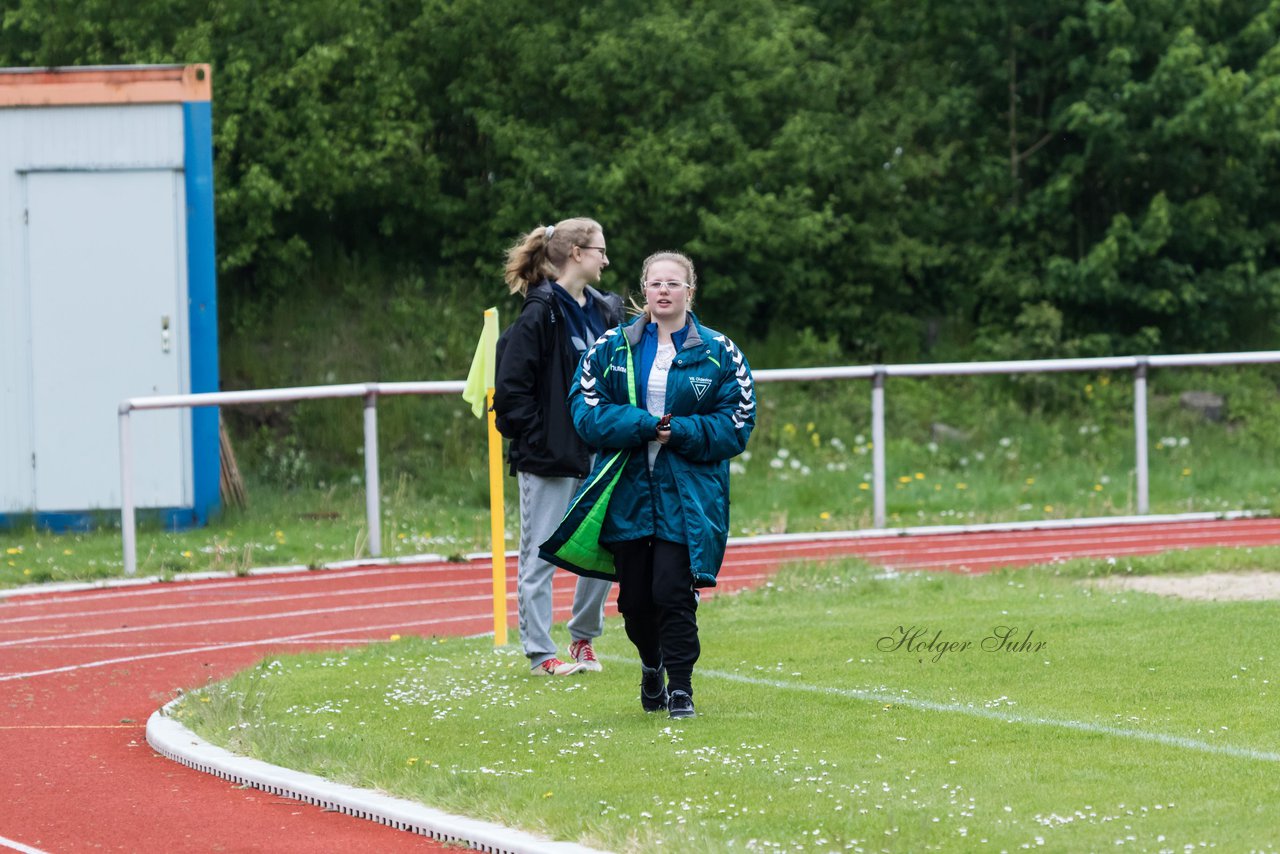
[656,413,672,431]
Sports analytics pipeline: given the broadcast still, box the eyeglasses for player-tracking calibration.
[642,280,692,292]
[578,245,608,258]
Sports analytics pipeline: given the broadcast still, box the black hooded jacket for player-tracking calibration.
[493,281,624,477]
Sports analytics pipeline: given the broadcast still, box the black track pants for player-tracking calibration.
[610,537,700,696]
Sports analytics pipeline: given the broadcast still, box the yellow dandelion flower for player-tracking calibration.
[62,549,73,555]
[1044,505,1054,513]
[1100,375,1110,386]
[1085,384,1093,394]
[898,475,912,484]
[5,547,21,555]
[406,757,419,766]
[200,697,211,703]
[955,483,967,490]
[783,423,798,436]
[819,511,831,520]
[806,422,815,433]
[543,791,554,799]
[389,634,402,641]
[858,482,870,491]
[1182,468,1192,476]
[1025,477,1035,485]
[811,433,821,448]
[181,550,193,558]
[22,568,31,576]
[914,472,924,480]
[1094,484,1103,491]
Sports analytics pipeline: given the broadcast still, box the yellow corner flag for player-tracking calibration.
[463,308,508,647]
[463,307,499,418]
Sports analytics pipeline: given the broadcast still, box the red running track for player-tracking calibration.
[2,518,1279,853]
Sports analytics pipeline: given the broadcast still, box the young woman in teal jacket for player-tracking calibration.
[541,251,755,718]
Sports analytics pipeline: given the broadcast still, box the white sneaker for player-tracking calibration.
[568,638,603,672]
[532,657,584,676]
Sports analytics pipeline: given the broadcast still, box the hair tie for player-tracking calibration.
[544,225,556,240]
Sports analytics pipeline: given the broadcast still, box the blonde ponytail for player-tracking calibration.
[503,217,604,295]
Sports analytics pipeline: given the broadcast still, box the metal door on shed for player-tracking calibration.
[25,169,191,511]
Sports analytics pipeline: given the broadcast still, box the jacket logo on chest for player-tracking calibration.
[689,377,713,400]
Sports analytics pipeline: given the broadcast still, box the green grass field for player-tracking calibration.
[175,554,1280,851]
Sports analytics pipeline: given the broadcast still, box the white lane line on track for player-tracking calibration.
[0,561,490,608]
[0,577,493,626]
[0,592,504,649]
[0,594,666,683]
[0,578,765,682]
[8,639,398,649]
[731,527,1280,561]
[0,613,496,683]
[7,585,757,654]
[718,536,1280,572]
[0,835,51,854]
[0,572,772,650]
[723,514,1275,548]
[885,541,1280,570]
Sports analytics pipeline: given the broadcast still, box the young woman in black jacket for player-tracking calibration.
[493,217,624,675]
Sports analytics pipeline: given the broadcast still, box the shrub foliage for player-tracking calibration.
[4,0,1280,358]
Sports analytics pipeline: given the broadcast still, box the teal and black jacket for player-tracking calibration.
[539,313,755,587]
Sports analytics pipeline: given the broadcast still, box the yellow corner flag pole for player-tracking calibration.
[463,307,508,646]
[485,382,508,646]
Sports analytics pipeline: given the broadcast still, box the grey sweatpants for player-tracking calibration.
[517,471,612,668]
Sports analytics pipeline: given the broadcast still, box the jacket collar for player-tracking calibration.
[530,279,617,312]
[623,312,704,350]
[526,279,555,306]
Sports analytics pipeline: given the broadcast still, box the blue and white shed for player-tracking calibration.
[0,64,219,530]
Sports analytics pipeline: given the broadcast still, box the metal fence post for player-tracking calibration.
[1134,359,1150,514]
[363,387,382,557]
[118,406,137,576]
[872,367,887,529]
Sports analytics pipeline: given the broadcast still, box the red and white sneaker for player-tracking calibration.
[567,639,603,672]
[532,657,584,676]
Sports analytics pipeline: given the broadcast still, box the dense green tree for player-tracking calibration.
[929,0,1280,354]
[2,0,1278,359]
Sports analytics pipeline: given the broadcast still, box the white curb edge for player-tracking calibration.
[146,698,611,854]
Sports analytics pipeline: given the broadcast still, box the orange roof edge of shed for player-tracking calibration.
[0,64,211,107]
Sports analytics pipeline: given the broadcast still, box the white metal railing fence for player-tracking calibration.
[118,381,462,576]
[118,350,1280,575]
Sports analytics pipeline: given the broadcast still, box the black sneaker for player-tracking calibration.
[640,667,668,712]
[668,690,695,719]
